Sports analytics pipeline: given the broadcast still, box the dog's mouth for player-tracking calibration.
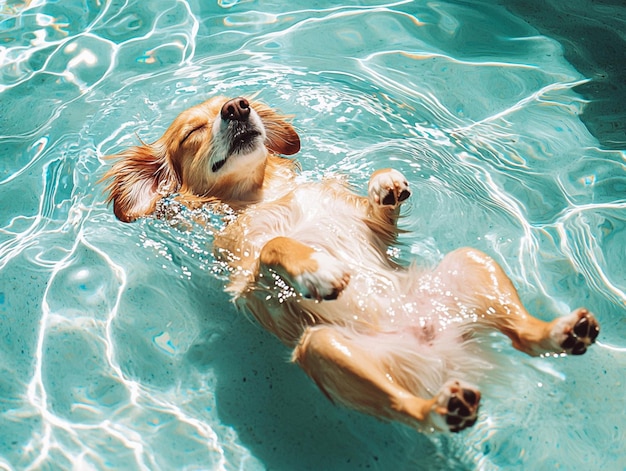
[229,127,262,155]
[212,123,262,172]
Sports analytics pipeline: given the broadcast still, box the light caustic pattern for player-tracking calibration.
[0,0,625,470]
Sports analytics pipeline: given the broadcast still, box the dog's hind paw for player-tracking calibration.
[433,380,481,433]
[551,308,600,355]
[295,252,350,301]
[368,168,411,208]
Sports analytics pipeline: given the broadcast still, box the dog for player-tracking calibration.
[103,95,600,433]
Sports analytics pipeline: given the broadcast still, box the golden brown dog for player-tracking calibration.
[103,96,600,432]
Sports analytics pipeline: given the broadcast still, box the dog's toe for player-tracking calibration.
[398,188,411,202]
[382,191,397,206]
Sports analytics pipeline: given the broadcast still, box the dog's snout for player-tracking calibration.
[221,97,250,122]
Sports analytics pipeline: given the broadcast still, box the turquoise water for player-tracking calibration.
[1,0,625,469]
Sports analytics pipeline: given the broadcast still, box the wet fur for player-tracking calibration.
[103,96,600,433]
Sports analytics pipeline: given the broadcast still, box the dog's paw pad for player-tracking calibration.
[369,169,411,208]
[296,252,350,302]
[558,308,600,355]
[436,380,480,433]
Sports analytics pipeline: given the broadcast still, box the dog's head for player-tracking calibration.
[103,96,300,222]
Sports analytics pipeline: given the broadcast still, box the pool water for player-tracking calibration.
[1,0,625,470]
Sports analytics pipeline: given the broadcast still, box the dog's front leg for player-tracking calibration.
[259,237,350,301]
[365,169,411,247]
[368,168,411,218]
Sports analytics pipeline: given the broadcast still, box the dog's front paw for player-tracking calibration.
[433,380,481,433]
[295,252,350,301]
[368,168,411,208]
[551,308,600,355]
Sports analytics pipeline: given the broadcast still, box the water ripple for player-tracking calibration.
[0,0,625,470]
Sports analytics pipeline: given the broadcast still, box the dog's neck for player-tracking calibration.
[178,153,297,210]
[258,154,299,202]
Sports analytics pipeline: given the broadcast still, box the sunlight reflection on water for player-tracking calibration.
[0,0,625,470]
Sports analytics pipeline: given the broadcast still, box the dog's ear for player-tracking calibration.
[102,144,178,222]
[253,102,301,156]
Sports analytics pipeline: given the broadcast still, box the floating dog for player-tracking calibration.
[103,96,600,432]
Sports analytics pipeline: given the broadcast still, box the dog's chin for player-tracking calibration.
[212,134,265,173]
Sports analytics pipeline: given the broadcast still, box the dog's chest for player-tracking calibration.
[287,184,366,248]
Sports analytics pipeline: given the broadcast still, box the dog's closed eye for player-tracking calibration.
[181,124,206,145]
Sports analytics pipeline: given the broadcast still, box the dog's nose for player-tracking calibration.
[221,97,250,122]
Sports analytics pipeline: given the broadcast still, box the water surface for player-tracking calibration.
[1,1,625,470]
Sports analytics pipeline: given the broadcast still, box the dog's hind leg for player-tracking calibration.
[259,237,350,301]
[293,326,481,433]
[431,248,600,356]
